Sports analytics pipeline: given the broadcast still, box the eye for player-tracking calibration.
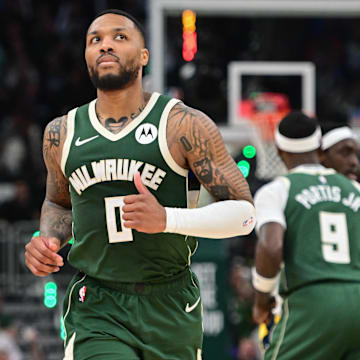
[90,36,100,44]
[115,34,126,40]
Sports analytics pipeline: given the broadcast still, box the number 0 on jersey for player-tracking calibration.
[105,196,133,243]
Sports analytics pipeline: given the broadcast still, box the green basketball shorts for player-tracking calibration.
[62,269,203,360]
[265,282,360,360]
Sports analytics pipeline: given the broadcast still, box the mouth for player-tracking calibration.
[97,54,119,66]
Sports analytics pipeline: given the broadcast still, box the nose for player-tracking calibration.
[99,36,114,53]
[349,153,359,168]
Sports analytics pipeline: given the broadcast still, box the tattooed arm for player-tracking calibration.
[25,116,71,276]
[41,116,72,245]
[167,102,253,203]
[122,102,255,238]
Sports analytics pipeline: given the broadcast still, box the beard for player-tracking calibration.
[89,62,140,91]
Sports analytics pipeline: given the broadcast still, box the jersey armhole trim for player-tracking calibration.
[158,98,188,177]
[61,108,77,175]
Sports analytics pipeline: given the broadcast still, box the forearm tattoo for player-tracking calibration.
[40,200,72,246]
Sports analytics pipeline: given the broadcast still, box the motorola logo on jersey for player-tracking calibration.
[135,123,158,144]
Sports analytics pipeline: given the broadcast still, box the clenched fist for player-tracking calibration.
[25,236,63,277]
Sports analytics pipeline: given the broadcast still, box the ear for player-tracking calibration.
[318,148,327,165]
[277,148,287,165]
[140,48,149,67]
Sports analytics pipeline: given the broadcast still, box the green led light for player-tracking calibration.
[60,317,66,340]
[44,297,57,309]
[237,160,250,178]
[45,281,57,290]
[44,281,57,309]
[69,237,74,245]
[32,230,40,237]
[243,145,256,159]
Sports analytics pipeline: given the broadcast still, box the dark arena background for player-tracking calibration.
[1,0,360,359]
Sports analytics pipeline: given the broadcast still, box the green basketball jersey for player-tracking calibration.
[61,92,199,283]
[280,167,360,295]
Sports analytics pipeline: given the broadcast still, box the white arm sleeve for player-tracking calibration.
[164,200,256,238]
[254,177,290,233]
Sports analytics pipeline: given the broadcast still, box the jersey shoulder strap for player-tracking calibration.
[61,106,78,174]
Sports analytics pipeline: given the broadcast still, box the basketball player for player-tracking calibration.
[252,111,360,359]
[24,9,255,360]
[320,124,359,180]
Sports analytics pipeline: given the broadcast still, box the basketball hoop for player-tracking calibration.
[250,111,288,142]
[244,111,289,179]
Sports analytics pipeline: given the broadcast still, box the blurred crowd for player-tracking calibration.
[1,1,360,359]
[0,296,43,360]
[0,0,145,224]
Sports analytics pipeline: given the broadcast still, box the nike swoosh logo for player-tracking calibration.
[185,297,201,313]
[75,135,99,146]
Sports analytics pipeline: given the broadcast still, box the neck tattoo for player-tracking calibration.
[96,106,144,134]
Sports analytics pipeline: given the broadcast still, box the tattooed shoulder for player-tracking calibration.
[168,102,201,128]
[168,103,219,152]
[43,115,67,163]
[166,103,203,167]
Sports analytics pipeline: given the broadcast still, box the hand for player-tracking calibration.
[252,295,276,324]
[25,236,63,277]
[122,172,166,233]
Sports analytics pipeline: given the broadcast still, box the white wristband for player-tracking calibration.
[164,200,256,239]
[251,267,279,293]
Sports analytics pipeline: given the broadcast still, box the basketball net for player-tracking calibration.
[249,111,289,179]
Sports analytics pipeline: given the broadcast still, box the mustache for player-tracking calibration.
[96,53,120,64]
